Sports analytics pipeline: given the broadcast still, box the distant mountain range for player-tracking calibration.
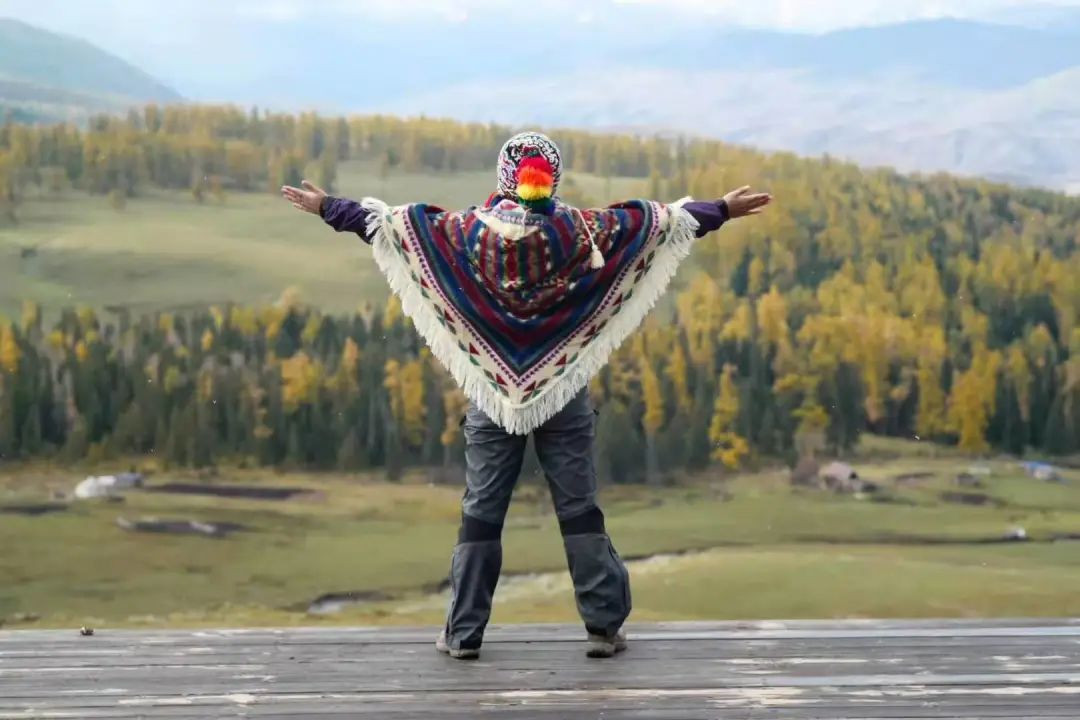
[374,15,1080,193]
[1,9,1078,192]
[0,18,179,123]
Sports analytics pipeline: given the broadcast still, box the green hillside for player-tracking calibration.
[0,108,1077,468]
[0,18,179,122]
[0,160,641,316]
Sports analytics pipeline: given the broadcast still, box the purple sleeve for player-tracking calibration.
[682,199,730,238]
[320,196,373,243]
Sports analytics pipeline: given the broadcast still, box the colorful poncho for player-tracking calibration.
[363,195,700,435]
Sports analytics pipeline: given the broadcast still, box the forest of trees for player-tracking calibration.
[0,106,1078,479]
[0,105,671,214]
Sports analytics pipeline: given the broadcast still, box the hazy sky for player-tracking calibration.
[3,0,1080,37]
[2,0,1078,98]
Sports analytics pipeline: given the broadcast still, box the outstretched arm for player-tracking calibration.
[683,199,729,238]
[281,181,375,243]
[588,186,772,259]
[684,187,772,237]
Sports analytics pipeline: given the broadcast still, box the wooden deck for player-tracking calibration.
[2,620,1078,718]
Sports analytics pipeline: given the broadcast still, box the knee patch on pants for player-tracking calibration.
[559,506,606,536]
[458,513,503,543]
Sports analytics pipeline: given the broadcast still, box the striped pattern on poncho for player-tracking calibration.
[362,196,700,435]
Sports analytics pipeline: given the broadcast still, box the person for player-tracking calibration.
[282,131,771,660]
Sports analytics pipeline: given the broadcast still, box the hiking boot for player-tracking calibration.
[436,629,480,660]
[586,627,628,658]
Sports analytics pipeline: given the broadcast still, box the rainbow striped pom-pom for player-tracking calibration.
[515,152,555,210]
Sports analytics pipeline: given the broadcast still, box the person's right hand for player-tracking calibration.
[281,180,327,215]
[723,186,772,218]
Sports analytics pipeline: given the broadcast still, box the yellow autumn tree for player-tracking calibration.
[46,330,65,351]
[163,366,184,395]
[0,323,19,374]
[960,306,990,348]
[198,366,215,404]
[640,360,665,433]
[76,306,98,330]
[1026,323,1056,368]
[757,286,789,348]
[915,325,949,438]
[158,312,175,336]
[721,301,753,343]
[21,300,40,334]
[209,305,225,330]
[262,306,286,342]
[384,295,404,328]
[605,349,637,404]
[399,359,426,448]
[797,314,855,377]
[441,388,469,458]
[747,256,766,297]
[793,397,830,459]
[664,340,692,416]
[709,364,749,469]
[384,357,426,449]
[860,310,918,427]
[281,352,322,412]
[1005,344,1031,423]
[229,306,259,337]
[897,255,946,323]
[330,337,361,394]
[756,285,793,371]
[948,346,1002,453]
[301,312,323,346]
[639,355,665,483]
[676,275,724,368]
[383,359,402,421]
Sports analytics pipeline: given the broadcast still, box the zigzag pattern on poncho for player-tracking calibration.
[363,195,700,435]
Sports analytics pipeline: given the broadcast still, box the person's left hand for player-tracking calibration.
[281,180,327,215]
[723,186,772,218]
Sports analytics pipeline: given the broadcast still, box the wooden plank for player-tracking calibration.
[2,695,1080,716]
[3,640,1075,671]
[3,654,1079,684]
[4,691,1080,720]
[0,621,1077,719]
[3,638,1076,671]
[8,634,1080,651]
[4,707,1080,720]
[4,621,1075,647]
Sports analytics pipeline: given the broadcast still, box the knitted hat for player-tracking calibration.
[497,132,562,210]
[495,132,602,268]
[494,132,604,269]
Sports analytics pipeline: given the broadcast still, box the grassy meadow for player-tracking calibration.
[0,161,647,317]
[2,156,1078,632]
[2,440,1078,629]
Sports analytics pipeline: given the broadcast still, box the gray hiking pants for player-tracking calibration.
[443,391,631,650]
